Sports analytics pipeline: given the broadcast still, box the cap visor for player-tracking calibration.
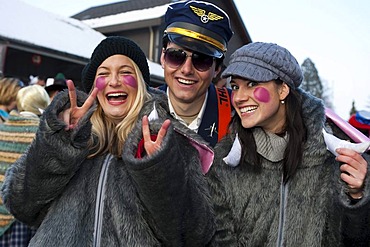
[168,34,223,58]
[222,62,278,82]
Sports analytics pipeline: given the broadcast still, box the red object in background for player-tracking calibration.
[32,54,42,65]
[349,114,370,130]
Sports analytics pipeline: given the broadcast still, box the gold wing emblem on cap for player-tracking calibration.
[208,12,224,21]
[190,5,224,23]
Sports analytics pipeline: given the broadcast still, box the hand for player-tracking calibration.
[59,80,99,130]
[337,147,368,199]
[142,115,171,157]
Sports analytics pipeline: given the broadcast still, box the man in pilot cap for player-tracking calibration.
[159,0,234,147]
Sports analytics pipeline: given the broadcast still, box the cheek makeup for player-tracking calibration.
[122,75,137,88]
[95,75,138,90]
[253,87,270,103]
[95,76,106,91]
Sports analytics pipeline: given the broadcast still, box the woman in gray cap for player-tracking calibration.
[2,36,214,246]
[207,42,370,246]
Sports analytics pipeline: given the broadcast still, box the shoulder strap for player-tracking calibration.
[215,86,232,142]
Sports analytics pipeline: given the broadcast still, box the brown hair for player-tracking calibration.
[230,79,307,183]
[0,78,22,105]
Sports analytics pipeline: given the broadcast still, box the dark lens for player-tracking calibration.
[192,52,214,71]
[165,49,186,68]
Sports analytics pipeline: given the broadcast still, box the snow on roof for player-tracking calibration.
[1,0,106,59]
[82,4,169,29]
[0,0,163,77]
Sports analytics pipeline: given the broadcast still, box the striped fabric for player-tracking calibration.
[0,111,39,243]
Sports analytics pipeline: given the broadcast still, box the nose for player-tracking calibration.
[180,55,194,75]
[108,75,122,87]
[232,89,249,106]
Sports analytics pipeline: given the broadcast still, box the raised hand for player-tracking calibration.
[337,147,368,199]
[141,115,171,157]
[59,80,99,130]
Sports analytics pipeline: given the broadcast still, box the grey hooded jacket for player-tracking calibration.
[1,88,214,247]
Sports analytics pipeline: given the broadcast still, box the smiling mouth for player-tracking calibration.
[240,106,257,113]
[178,78,196,85]
[106,92,128,102]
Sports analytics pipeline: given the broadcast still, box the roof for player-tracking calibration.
[0,0,163,77]
[73,0,251,44]
[81,4,169,30]
[72,0,172,20]
[0,0,106,60]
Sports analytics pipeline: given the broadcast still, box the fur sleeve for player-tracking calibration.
[206,135,238,246]
[123,114,214,246]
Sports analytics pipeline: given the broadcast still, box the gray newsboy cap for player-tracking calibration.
[222,42,303,88]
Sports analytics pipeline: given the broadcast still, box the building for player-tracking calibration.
[0,0,107,88]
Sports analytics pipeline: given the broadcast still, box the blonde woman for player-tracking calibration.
[2,36,214,246]
[17,84,50,117]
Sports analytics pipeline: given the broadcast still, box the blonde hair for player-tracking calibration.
[17,85,50,115]
[0,78,22,105]
[89,59,150,158]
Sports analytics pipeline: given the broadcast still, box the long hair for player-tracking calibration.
[230,79,307,183]
[88,59,150,158]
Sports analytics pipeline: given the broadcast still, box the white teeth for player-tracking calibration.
[240,106,257,113]
[107,92,127,97]
[178,78,195,85]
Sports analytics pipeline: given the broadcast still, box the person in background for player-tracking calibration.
[1,36,214,246]
[45,73,68,101]
[349,110,370,138]
[207,42,370,246]
[0,78,23,123]
[29,75,46,87]
[0,84,50,246]
[159,0,234,147]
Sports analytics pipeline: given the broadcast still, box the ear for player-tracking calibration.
[279,82,290,101]
[160,48,165,69]
[213,64,222,79]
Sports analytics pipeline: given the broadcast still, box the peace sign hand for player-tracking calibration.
[141,115,171,157]
[59,80,99,130]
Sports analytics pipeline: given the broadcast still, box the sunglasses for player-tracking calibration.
[163,48,215,72]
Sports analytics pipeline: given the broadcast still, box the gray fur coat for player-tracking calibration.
[207,89,370,247]
[1,88,214,247]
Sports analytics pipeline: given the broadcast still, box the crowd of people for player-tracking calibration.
[0,0,369,246]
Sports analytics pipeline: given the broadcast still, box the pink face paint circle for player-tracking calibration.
[95,76,106,91]
[253,87,270,103]
[122,75,138,88]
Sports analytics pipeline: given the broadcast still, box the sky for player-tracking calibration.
[20,0,370,120]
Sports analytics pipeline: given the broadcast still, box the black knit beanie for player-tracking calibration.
[82,36,150,92]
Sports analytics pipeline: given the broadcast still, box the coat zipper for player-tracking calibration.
[93,154,113,247]
[276,176,288,247]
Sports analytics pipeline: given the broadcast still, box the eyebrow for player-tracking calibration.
[98,64,134,71]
